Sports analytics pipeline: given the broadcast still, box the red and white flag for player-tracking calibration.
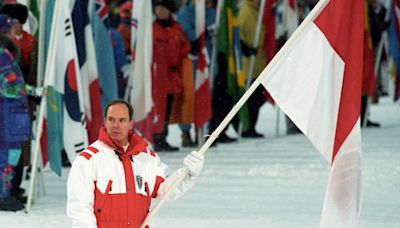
[194,0,212,129]
[130,0,154,141]
[71,0,103,144]
[260,0,363,226]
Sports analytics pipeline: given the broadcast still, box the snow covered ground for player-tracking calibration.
[0,97,399,228]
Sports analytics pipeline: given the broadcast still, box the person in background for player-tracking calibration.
[361,0,390,127]
[176,0,216,148]
[0,2,39,201]
[67,100,204,227]
[0,3,35,77]
[151,0,191,151]
[238,0,266,138]
[116,0,132,57]
[0,14,29,211]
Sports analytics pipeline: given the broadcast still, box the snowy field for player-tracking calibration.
[0,97,399,228]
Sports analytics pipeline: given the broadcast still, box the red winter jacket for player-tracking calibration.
[67,127,166,228]
[151,18,191,134]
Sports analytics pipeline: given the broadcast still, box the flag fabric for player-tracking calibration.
[218,0,249,131]
[38,0,56,167]
[41,0,88,175]
[389,0,400,100]
[283,0,298,36]
[130,0,154,141]
[363,3,377,97]
[92,0,118,110]
[260,0,363,226]
[28,0,40,37]
[194,0,212,129]
[262,0,277,63]
[71,0,103,144]
[260,0,276,104]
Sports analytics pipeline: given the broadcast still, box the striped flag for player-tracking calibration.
[260,0,363,226]
[92,0,118,110]
[42,0,88,175]
[194,0,212,129]
[130,0,154,141]
[219,0,249,131]
[71,0,103,143]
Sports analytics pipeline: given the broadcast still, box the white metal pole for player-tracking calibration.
[26,0,61,212]
[209,0,224,90]
[140,0,330,226]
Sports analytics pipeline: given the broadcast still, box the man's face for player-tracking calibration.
[104,103,133,146]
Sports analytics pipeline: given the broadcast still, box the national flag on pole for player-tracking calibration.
[92,0,118,110]
[389,0,400,100]
[194,0,212,129]
[283,0,298,36]
[130,0,154,141]
[71,0,103,143]
[41,0,88,175]
[260,0,363,226]
[218,0,249,131]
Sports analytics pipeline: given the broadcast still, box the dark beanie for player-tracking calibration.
[153,0,176,12]
[0,3,28,24]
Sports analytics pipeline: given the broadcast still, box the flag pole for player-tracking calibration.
[36,0,46,87]
[26,0,61,212]
[209,0,224,90]
[123,0,136,101]
[32,0,48,199]
[140,0,330,226]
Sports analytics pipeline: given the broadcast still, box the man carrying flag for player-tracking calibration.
[140,0,365,227]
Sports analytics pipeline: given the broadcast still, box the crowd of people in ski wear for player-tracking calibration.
[0,0,390,213]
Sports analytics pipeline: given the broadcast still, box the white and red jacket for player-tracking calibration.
[67,127,194,228]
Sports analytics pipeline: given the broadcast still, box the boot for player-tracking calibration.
[181,132,197,148]
[0,197,25,211]
[153,134,165,151]
[153,134,179,152]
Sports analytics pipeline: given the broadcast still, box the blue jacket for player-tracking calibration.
[0,44,30,143]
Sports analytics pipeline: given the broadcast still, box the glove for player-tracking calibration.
[190,38,201,56]
[206,24,216,38]
[183,151,204,178]
[121,63,132,79]
[240,40,257,57]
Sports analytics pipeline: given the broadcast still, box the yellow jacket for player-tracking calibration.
[238,0,267,80]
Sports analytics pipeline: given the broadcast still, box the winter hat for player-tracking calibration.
[0,14,16,33]
[153,0,176,12]
[0,3,29,24]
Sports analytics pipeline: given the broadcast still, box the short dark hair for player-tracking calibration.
[105,100,134,121]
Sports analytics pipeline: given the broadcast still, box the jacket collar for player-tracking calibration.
[98,127,148,157]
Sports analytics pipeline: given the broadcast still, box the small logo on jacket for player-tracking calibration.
[136,175,143,190]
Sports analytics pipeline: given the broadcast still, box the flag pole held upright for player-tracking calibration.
[141,0,331,226]
[26,0,62,212]
[209,0,224,89]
